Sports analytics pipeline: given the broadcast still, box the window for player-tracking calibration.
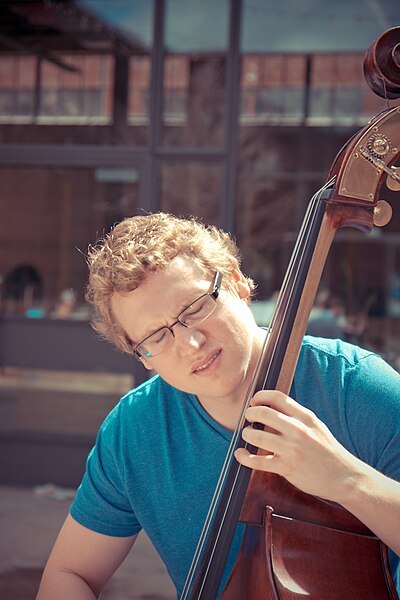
[0,56,36,122]
[308,54,386,126]
[39,55,112,123]
[240,55,307,124]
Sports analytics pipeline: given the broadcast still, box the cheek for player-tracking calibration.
[217,305,254,354]
[221,297,254,330]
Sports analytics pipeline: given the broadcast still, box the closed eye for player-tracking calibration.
[183,299,206,318]
[151,329,169,345]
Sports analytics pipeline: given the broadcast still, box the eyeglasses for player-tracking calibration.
[131,271,223,359]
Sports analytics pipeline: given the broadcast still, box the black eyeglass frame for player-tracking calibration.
[130,271,223,359]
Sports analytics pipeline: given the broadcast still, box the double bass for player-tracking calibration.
[181,27,400,600]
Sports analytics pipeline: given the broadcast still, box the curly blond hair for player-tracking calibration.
[86,213,254,353]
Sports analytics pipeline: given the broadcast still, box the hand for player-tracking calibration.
[234,390,359,503]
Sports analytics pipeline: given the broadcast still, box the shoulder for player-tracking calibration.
[298,335,400,387]
[299,335,376,368]
[296,335,395,383]
[98,375,184,442]
[297,335,400,399]
[296,336,400,472]
[106,374,175,415]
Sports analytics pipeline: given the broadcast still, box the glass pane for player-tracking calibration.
[0,0,153,145]
[235,128,346,300]
[242,0,400,53]
[240,55,307,125]
[162,55,226,146]
[326,240,386,317]
[0,57,36,122]
[38,55,112,124]
[236,178,299,300]
[165,0,229,53]
[160,161,222,225]
[128,56,151,125]
[0,167,140,316]
[241,1,400,125]
[308,54,388,125]
[162,0,229,147]
[78,0,153,47]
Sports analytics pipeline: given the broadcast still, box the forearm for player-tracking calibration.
[36,515,137,600]
[336,456,400,556]
[36,570,98,600]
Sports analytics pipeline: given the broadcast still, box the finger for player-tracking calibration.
[241,425,284,454]
[250,390,318,426]
[245,405,294,435]
[235,448,279,473]
[250,390,288,409]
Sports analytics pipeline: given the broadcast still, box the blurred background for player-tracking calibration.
[0,0,400,597]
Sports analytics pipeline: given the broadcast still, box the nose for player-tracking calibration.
[173,323,207,355]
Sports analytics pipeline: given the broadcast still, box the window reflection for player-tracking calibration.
[39,55,112,123]
[162,55,226,146]
[239,51,391,127]
[160,161,222,225]
[308,54,385,126]
[165,0,229,53]
[240,55,307,125]
[0,57,36,122]
[242,0,400,53]
[0,167,140,317]
[241,0,400,126]
[0,0,153,142]
[163,56,189,125]
[128,56,151,124]
[162,0,229,147]
[77,0,153,49]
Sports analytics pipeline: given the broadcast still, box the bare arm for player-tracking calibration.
[235,390,400,556]
[336,456,400,556]
[36,514,137,599]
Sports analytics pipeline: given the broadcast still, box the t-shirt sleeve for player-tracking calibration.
[70,409,141,537]
[344,352,400,481]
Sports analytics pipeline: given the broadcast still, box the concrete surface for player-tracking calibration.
[0,485,176,599]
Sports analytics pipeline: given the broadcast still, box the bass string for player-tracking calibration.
[180,177,335,599]
[258,176,335,391]
[229,176,335,470]
[180,179,331,599]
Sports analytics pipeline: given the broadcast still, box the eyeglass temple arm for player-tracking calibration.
[212,271,223,298]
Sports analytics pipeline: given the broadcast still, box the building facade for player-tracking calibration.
[1,0,400,485]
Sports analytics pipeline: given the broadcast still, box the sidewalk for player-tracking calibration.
[0,485,176,599]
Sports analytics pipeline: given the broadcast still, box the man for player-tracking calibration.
[37,213,400,599]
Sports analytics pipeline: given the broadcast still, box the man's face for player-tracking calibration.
[111,256,264,410]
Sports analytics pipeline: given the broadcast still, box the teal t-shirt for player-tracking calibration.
[70,336,400,597]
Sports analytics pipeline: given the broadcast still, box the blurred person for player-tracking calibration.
[37,213,400,599]
[51,288,90,320]
[1,264,43,315]
[51,288,78,319]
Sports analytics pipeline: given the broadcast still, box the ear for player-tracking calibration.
[231,265,251,300]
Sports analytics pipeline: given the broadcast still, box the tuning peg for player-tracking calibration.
[373,200,393,226]
[386,166,400,191]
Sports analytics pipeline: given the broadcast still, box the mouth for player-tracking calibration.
[192,349,221,374]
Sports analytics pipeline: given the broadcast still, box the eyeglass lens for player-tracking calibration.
[137,294,217,358]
